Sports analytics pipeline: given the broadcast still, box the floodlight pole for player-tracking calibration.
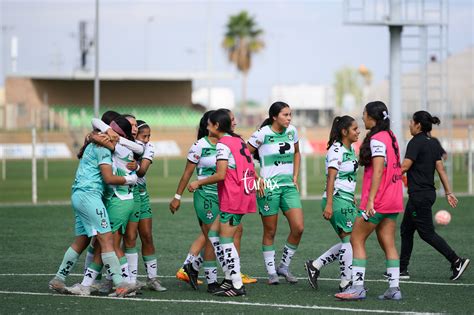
[93,0,100,118]
[389,0,404,158]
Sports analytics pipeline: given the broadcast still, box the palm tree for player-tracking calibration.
[222,11,264,115]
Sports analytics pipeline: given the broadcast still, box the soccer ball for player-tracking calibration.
[435,210,451,225]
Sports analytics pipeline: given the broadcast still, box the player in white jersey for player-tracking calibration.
[304,116,360,293]
[122,119,167,292]
[170,110,257,292]
[247,102,303,284]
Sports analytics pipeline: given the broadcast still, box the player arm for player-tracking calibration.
[137,158,152,177]
[401,158,413,174]
[367,156,384,210]
[88,131,116,151]
[174,160,197,196]
[188,160,227,192]
[91,118,144,155]
[435,160,458,208]
[293,142,301,182]
[325,167,338,206]
[99,163,137,185]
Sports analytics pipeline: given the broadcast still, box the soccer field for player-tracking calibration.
[1,198,473,314]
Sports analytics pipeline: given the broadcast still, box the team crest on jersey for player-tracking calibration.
[288,133,294,141]
[101,219,108,229]
[206,210,214,220]
[264,203,270,212]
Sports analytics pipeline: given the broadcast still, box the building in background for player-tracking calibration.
[271,84,335,126]
[192,87,235,110]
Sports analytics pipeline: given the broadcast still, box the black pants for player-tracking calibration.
[400,190,458,270]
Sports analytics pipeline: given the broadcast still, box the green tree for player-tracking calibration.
[334,66,363,109]
[223,11,264,114]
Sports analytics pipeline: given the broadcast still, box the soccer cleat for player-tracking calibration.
[110,282,139,298]
[96,279,114,294]
[207,282,220,293]
[65,283,91,296]
[147,277,167,292]
[339,281,352,292]
[277,265,298,284]
[383,270,410,279]
[214,285,246,297]
[268,273,280,285]
[48,277,66,294]
[176,268,203,285]
[213,279,233,294]
[378,287,402,300]
[241,273,257,284]
[183,263,199,290]
[450,257,470,280]
[304,260,320,289]
[335,285,367,300]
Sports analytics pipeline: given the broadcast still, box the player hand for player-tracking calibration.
[323,204,333,220]
[256,177,266,197]
[366,200,376,217]
[446,193,458,208]
[169,199,181,214]
[106,128,120,142]
[187,181,200,193]
[127,160,138,171]
[293,176,299,192]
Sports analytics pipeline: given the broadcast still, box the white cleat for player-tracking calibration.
[65,283,91,296]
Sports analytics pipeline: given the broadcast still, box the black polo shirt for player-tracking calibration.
[405,132,443,194]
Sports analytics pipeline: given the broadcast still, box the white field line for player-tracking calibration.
[0,290,442,314]
[0,273,472,287]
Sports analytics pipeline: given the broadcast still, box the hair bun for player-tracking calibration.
[431,116,441,125]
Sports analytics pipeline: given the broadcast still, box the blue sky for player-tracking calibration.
[1,0,472,104]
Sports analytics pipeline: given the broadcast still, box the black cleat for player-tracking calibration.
[213,279,233,294]
[207,282,220,294]
[214,285,246,297]
[183,263,199,290]
[450,257,470,280]
[304,260,320,290]
[383,270,410,279]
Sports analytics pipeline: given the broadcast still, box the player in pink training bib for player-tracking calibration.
[336,101,404,301]
[188,109,256,297]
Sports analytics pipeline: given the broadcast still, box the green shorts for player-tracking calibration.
[220,212,244,226]
[322,195,357,234]
[137,183,153,220]
[357,210,399,225]
[193,188,219,225]
[128,186,142,223]
[105,196,135,234]
[257,185,302,217]
[72,190,111,237]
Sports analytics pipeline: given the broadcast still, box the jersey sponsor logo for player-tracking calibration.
[242,169,280,194]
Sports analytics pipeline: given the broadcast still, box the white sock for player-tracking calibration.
[221,241,242,289]
[81,265,100,287]
[352,266,366,287]
[204,261,218,284]
[144,257,158,279]
[387,267,400,288]
[208,231,227,273]
[313,243,341,270]
[192,253,203,271]
[119,257,131,283]
[183,253,195,267]
[339,242,353,285]
[279,243,298,268]
[83,246,94,275]
[262,246,276,275]
[125,250,138,284]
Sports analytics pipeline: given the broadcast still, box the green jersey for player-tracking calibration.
[72,143,112,194]
[104,143,135,201]
[248,124,299,187]
[188,136,218,195]
[323,142,358,201]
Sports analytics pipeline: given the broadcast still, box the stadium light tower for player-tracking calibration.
[343,0,449,158]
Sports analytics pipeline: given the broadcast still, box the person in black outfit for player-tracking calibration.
[399,111,470,280]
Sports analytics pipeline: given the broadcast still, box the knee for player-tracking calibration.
[140,232,154,247]
[263,226,277,239]
[291,224,304,237]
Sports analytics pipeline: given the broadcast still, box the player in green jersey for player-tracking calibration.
[304,115,360,293]
[247,102,303,284]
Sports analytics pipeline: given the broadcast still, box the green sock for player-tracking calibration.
[102,251,123,286]
[56,247,80,281]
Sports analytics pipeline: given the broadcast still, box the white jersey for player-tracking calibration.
[188,137,218,194]
[137,141,154,187]
[248,124,299,186]
[105,143,135,200]
[323,142,358,201]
